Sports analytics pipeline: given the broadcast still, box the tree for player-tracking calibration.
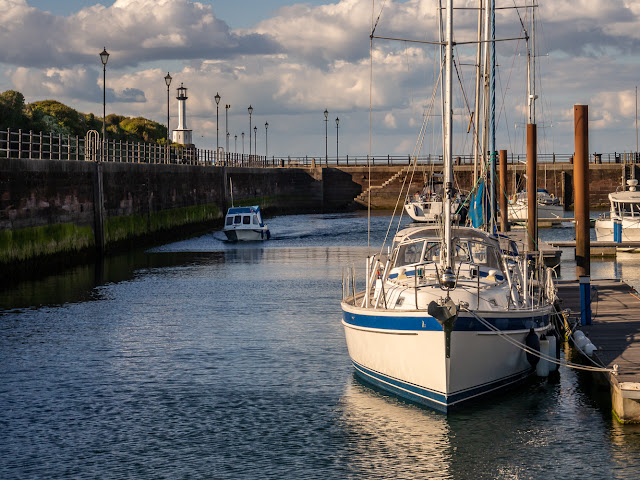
[0,90,28,130]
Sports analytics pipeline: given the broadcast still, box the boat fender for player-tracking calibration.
[549,328,561,360]
[584,342,597,356]
[525,328,540,367]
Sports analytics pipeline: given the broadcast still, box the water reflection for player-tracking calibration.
[0,250,225,311]
[339,376,452,478]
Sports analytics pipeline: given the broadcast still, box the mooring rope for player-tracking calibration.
[460,307,617,374]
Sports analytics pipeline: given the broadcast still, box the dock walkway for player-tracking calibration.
[556,279,640,422]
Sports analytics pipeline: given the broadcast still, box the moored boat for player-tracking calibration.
[595,179,640,242]
[341,226,555,412]
[508,188,563,224]
[341,0,558,413]
[404,176,467,224]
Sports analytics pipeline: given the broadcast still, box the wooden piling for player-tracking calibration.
[574,105,590,276]
[527,124,537,251]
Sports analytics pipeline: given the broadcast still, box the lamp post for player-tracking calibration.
[248,105,253,157]
[254,125,257,158]
[235,134,237,154]
[265,121,269,158]
[214,92,221,162]
[336,117,339,163]
[242,132,245,156]
[165,72,172,160]
[324,109,328,166]
[225,104,230,155]
[99,47,109,161]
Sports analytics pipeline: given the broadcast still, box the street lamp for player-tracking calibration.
[99,47,109,161]
[254,125,257,158]
[165,72,172,159]
[214,92,221,162]
[265,121,269,158]
[324,109,328,166]
[248,105,253,157]
[234,134,237,154]
[336,117,339,163]
[242,132,245,156]
[225,104,230,154]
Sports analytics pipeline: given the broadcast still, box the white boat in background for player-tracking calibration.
[404,176,467,224]
[508,188,563,223]
[595,179,640,242]
[223,206,270,242]
[341,0,558,413]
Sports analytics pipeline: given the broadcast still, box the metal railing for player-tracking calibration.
[1,127,638,167]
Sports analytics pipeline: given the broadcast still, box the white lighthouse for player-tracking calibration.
[172,83,193,145]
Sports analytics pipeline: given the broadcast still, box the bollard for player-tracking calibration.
[614,218,622,243]
[579,275,592,326]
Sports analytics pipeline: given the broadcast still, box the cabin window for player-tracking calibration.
[226,216,233,226]
[243,216,251,224]
[467,241,501,270]
[253,215,259,225]
[423,242,441,262]
[234,215,241,224]
[395,241,423,267]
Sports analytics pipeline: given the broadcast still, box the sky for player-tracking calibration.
[2,0,640,158]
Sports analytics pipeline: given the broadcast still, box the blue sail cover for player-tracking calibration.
[469,181,484,228]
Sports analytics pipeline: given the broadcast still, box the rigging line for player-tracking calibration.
[380,62,444,256]
[511,0,527,34]
[497,66,514,155]
[379,64,444,256]
[462,307,616,373]
[370,0,390,37]
[371,35,444,45]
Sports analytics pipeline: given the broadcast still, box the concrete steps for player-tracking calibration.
[354,166,413,206]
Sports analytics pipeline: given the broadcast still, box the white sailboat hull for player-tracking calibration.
[508,202,563,222]
[342,302,550,412]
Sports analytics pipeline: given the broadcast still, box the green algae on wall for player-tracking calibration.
[105,204,220,244]
[0,223,95,263]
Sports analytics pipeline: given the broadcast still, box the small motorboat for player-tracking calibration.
[222,206,270,242]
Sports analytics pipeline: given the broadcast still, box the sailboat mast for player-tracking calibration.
[489,0,496,232]
[481,0,490,227]
[526,1,537,124]
[438,0,446,166]
[473,0,483,186]
[444,0,453,270]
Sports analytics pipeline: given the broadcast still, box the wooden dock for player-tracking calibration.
[557,279,640,423]
[503,230,561,267]
[548,241,640,256]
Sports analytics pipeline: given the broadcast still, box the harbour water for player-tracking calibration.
[2,212,640,479]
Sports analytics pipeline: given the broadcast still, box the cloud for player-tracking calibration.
[384,112,397,129]
[0,0,280,68]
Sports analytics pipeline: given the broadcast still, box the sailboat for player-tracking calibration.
[341,0,557,412]
[403,173,467,223]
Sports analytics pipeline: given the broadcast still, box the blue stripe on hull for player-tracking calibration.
[343,310,549,332]
[352,360,534,414]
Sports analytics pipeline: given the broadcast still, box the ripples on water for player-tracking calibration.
[2,212,640,479]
